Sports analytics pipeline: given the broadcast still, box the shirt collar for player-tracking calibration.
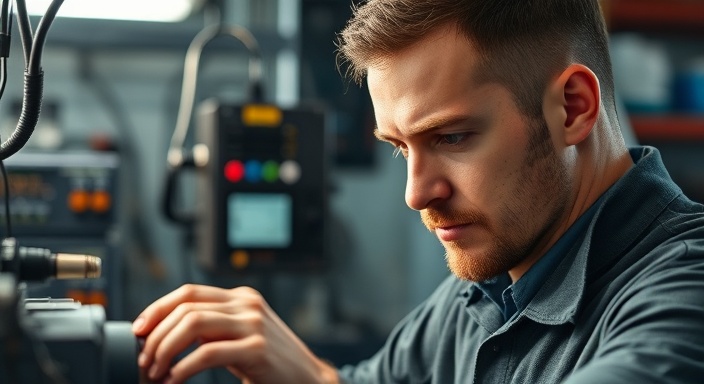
[523,146,680,324]
[512,196,602,312]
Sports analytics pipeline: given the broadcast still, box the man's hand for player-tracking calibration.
[132,284,339,384]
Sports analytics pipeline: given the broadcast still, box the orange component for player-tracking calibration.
[91,190,112,213]
[230,250,250,270]
[88,291,108,307]
[66,289,87,304]
[68,190,90,213]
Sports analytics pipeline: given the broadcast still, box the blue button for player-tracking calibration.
[245,160,262,183]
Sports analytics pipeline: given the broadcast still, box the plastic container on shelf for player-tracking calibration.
[673,58,704,114]
[610,33,673,114]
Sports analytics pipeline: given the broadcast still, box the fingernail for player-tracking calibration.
[132,317,145,333]
[148,364,160,379]
[138,353,147,367]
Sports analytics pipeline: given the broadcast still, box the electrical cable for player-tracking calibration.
[13,0,32,64]
[0,0,11,100]
[0,0,9,44]
[167,22,263,167]
[0,59,6,105]
[162,19,264,230]
[0,155,11,238]
[0,0,8,32]
[0,59,6,120]
[27,0,62,75]
[0,1,10,239]
[0,0,64,160]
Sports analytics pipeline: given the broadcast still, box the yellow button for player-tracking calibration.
[230,250,250,269]
[68,190,90,213]
[242,105,282,127]
[91,191,112,213]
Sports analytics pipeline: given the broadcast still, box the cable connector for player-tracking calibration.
[0,33,10,58]
[0,238,101,282]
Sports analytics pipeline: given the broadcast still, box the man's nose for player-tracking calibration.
[404,151,451,211]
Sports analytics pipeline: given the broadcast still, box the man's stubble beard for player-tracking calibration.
[421,118,570,282]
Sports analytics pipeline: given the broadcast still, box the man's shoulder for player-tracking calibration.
[658,194,704,237]
[595,206,704,307]
[636,194,704,268]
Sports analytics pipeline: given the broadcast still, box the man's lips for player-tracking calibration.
[435,223,473,242]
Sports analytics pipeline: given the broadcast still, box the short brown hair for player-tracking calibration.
[337,0,616,121]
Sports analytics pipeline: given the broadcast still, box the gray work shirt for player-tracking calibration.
[338,146,704,383]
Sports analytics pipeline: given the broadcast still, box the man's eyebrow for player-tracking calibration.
[374,115,480,142]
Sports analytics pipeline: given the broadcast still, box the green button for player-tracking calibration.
[262,161,279,182]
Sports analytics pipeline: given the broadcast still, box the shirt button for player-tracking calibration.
[493,345,500,352]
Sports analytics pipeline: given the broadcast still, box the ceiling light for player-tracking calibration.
[26,0,201,23]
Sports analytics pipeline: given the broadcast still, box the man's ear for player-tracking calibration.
[544,64,600,146]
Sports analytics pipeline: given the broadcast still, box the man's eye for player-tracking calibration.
[440,133,467,146]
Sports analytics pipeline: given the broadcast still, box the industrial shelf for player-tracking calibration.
[630,115,704,141]
[607,0,704,33]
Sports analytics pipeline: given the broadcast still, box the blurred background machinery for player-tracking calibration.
[1,150,123,319]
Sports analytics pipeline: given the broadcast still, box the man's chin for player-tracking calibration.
[445,250,509,282]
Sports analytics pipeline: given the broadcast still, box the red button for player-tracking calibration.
[224,160,245,182]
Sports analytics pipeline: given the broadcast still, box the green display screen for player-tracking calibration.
[227,193,292,248]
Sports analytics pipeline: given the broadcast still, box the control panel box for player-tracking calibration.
[0,151,119,237]
[196,100,328,273]
[0,151,122,319]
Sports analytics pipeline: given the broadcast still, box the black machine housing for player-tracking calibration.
[0,244,139,384]
[0,296,138,384]
[195,100,328,273]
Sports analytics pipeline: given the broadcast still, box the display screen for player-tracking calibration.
[227,193,292,248]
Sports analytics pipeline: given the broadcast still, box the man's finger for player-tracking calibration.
[132,284,231,335]
[149,311,255,379]
[139,302,230,368]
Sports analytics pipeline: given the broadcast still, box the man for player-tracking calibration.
[133,1,704,383]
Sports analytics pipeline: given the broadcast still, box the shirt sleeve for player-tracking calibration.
[564,240,704,384]
[337,275,463,384]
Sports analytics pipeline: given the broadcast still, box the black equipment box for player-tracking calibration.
[195,100,328,273]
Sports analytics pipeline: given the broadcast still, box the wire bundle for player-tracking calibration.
[0,0,64,160]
